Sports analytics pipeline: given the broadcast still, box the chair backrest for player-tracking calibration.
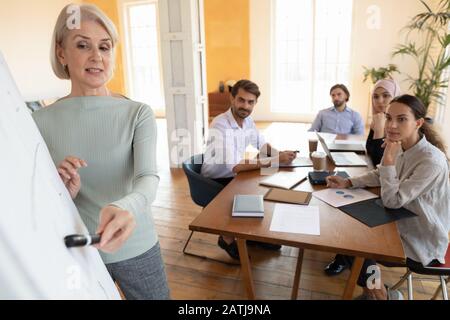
[182,154,224,208]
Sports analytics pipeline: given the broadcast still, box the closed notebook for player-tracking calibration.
[339,198,417,228]
[264,188,312,206]
[232,195,265,218]
[259,172,307,190]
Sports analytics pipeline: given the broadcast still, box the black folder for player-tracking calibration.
[338,198,417,228]
[308,171,350,185]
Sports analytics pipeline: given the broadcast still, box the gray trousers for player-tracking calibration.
[106,242,170,300]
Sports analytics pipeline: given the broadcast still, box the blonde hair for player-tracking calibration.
[50,3,119,79]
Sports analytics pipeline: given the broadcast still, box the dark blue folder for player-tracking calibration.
[338,198,417,228]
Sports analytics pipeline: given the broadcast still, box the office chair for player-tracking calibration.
[182,154,223,208]
[182,154,235,263]
[389,243,450,300]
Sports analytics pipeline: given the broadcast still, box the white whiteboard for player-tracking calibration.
[0,52,120,299]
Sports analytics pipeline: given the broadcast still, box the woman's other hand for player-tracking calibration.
[381,139,402,166]
[57,156,87,199]
[372,112,386,140]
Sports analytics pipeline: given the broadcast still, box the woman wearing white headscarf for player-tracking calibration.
[366,79,401,166]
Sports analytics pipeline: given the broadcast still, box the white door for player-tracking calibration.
[158,0,208,168]
[0,53,120,300]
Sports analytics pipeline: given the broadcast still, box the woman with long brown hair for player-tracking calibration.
[327,95,450,300]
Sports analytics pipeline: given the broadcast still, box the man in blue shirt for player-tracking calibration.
[309,84,365,135]
[309,84,365,277]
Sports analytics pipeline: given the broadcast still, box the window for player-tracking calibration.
[123,1,165,113]
[272,0,353,114]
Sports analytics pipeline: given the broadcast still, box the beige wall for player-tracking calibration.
[349,0,430,124]
[250,0,439,123]
[250,0,272,120]
[0,0,81,101]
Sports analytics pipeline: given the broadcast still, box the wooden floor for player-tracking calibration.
[153,120,446,300]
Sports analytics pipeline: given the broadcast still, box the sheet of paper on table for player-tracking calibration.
[270,204,320,236]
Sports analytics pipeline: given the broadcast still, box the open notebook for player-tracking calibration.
[260,172,308,190]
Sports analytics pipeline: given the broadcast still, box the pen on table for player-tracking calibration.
[64,234,101,248]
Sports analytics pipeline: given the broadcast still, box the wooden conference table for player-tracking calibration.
[189,135,406,300]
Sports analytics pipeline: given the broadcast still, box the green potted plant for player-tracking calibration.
[363,64,399,84]
[392,0,450,113]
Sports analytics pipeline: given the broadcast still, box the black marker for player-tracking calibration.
[64,234,101,248]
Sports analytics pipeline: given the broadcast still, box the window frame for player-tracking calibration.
[120,0,166,117]
[270,0,354,115]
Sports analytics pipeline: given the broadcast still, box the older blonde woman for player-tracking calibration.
[32,4,169,300]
